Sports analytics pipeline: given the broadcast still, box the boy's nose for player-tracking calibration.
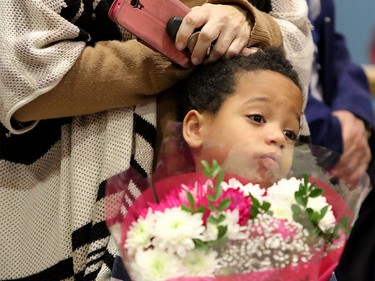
[265,127,285,148]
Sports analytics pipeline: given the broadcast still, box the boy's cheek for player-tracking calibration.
[280,154,293,175]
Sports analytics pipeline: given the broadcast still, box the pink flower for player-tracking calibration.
[221,188,252,225]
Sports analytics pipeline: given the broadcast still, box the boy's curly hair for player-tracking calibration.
[178,47,302,121]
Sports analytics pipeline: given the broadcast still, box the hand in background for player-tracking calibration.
[175,3,252,65]
[331,110,371,188]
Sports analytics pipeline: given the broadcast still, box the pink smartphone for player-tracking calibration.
[109,0,191,68]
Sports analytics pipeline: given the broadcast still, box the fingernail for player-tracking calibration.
[191,57,199,65]
[176,42,184,51]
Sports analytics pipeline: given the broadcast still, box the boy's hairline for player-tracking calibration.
[193,68,303,115]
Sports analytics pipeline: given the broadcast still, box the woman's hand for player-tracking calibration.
[175,3,253,65]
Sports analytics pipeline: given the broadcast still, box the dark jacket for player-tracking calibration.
[307,1,375,281]
[306,0,375,156]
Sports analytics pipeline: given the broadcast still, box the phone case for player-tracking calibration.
[109,0,191,68]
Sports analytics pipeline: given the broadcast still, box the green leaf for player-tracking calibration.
[217,213,226,224]
[306,208,314,217]
[207,194,215,202]
[299,182,306,194]
[301,195,308,206]
[193,238,205,248]
[181,205,192,213]
[319,205,329,220]
[196,205,206,213]
[293,213,300,222]
[201,160,210,175]
[310,188,323,198]
[208,213,226,225]
[309,182,317,190]
[207,215,217,224]
[251,205,259,218]
[218,198,231,211]
[333,223,340,232]
[215,171,225,195]
[300,219,314,230]
[262,201,271,212]
[217,225,228,239]
[249,193,261,208]
[187,191,195,208]
[210,160,222,178]
[301,175,309,192]
[340,217,349,230]
[304,174,309,184]
[291,204,302,215]
[214,179,223,200]
[295,191,306,206]
[310,211,320,223]
[202,160,222,179]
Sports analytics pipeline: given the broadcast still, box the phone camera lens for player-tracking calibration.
[130,0,138,7]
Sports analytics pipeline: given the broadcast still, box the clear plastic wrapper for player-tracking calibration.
[105,122,371,281]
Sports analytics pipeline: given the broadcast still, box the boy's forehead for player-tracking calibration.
[231,71,303,111]
[236,70,301,94]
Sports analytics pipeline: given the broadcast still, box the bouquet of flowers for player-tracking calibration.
[105,123,371,281]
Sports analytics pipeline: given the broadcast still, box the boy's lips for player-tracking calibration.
[258,152,281,169]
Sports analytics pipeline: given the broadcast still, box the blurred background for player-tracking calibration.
[336,0,375,108]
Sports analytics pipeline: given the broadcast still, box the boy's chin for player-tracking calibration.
[225,167,285,188]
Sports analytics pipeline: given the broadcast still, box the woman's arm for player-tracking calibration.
[13,40,190,122]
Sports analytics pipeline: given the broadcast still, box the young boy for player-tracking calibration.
[179,47,304,187]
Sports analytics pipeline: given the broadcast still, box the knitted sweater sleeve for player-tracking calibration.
[13,40,190,124]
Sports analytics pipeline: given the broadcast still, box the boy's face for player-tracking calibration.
[183,70,303,187]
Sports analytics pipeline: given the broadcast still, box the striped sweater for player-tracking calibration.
[0,1,155,280]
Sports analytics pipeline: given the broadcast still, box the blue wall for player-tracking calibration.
[335,0,375,65]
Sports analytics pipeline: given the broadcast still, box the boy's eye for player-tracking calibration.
[248,114,265,123]
[284,130,297,141]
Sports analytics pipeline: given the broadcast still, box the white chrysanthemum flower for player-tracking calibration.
[221,209,247,240]
[202,222,218,241]
[267,177,336,232]
[182,248,218,276]
[130,249,186,281]
[152,207,205,257]
[265,177,301,220]
[203,210,246,241]
[246,184,266,202]
[307,196,336,231]
[125,209,155,255]
[221,178,265,200]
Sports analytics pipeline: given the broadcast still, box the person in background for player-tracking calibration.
[0,0,312,280]
[306,0,375,280]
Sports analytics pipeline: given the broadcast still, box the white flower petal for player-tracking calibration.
[130,249,186,281]
[182,248,218,276]
[152,207,205,257]
[125,211,156,255]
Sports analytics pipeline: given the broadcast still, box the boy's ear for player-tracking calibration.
[183,110,205,148]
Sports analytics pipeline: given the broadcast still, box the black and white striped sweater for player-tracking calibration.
[0,0,155,280]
